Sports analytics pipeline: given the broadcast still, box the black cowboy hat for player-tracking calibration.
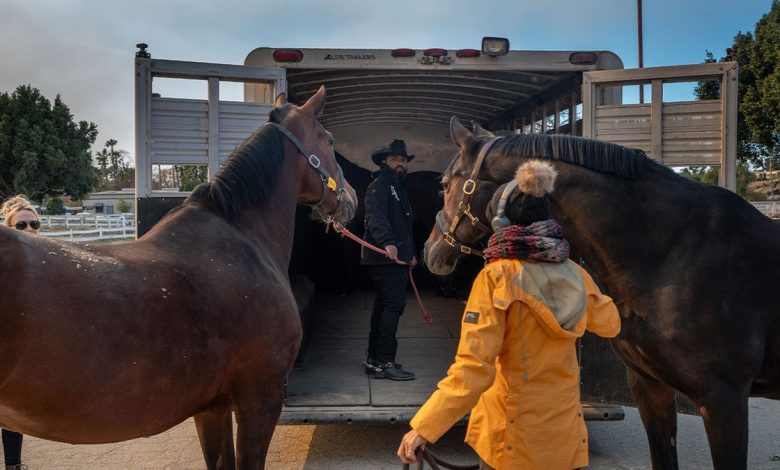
[371,139,415,166]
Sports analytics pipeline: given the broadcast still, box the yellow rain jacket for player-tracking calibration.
[411,258,620,470]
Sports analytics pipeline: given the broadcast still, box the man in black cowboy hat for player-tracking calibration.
[361,139,417,381]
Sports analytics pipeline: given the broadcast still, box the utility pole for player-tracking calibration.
[638,0,644,103]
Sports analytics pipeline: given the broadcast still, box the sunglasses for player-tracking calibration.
[15,220,41,230]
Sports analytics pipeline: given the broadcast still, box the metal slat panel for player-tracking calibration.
[661,154,722,166]
[218,101,269,163]
[150,97,209,165]
[595,104,651,117]
[152,97,209,112]
[593,96,724,166]
[219,101,272,115]
[596,119,650,131]
[662,130,722,140]
[663,100,721,114]
[662,142,721,153]
[150,100,269,167]
[595,132,650,145]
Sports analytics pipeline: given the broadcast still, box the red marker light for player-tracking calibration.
[391,48,415,58]
[456,49,480,58]
[273,50,303,62]
[569,52,598,65]
[424,48,448,57]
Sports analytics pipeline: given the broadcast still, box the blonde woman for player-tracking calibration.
[0,194,38,470]
[1,195,40,235]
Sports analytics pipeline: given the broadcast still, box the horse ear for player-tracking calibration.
[450,116,472,150]
[273,92,288,108]
[473,121,494,138]
[301,85,326,116]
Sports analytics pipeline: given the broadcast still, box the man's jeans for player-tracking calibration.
[366,264,408,363]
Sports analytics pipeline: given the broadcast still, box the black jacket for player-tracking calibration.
[361,168,415,265]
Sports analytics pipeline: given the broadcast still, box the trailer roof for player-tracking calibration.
[245,48,623,171]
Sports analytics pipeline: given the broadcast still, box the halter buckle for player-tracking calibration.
[460,246,473,255]
[308,154,321,168]
[443,232,457,247]
[462,179,476,195]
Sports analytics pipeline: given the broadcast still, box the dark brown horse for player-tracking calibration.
[424,117,780,470]
[0,87,356,469]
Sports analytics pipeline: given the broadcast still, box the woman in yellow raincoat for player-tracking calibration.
[398,160,621,470]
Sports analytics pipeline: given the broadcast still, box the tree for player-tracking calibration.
[686,2,780,197]
[94,140,134,191]
[703,1,780,171]
[94,148,110,190]
[43,195,65,215]
[105,138,120,183]
[116,199,132,213]
[0,85,98,200]
[175,165,207,192]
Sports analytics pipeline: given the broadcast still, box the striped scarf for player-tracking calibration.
[483,219,570,263]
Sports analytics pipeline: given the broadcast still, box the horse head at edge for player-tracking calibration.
[423,116,499,275]
[271,86,357,226]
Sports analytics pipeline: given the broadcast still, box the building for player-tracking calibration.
[82,188,135,214]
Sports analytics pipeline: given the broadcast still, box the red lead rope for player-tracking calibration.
[332,222,433,325]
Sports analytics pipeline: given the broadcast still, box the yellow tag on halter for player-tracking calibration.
[326,177,337,191]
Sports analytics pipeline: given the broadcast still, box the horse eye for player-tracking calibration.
[441,182,449,192]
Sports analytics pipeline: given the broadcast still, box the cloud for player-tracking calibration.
[0,0,769,163]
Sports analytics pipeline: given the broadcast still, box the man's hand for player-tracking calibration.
[385,244,398,261]
[410,256,417,267]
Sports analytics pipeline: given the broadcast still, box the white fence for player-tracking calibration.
[751,201,780,218]
[34,214,136,242]
[39,214,135,229]
[40,226,136,242]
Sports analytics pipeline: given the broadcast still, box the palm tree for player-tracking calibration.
[105,139,120,183]
[95,148,109,190]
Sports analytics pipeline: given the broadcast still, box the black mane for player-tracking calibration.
[493,133,654,179]
[185,123,285,219]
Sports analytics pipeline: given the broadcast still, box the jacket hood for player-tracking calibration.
[490,259,587,339]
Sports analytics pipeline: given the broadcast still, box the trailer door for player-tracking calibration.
[578,61,738,414]
[134,56,286,236]
[582,62,738,190]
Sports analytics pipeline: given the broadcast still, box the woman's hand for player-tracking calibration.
[397,429,428,464]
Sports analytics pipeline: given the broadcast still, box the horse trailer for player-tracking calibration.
[134,40,737,424]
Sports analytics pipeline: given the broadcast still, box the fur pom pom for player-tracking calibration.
[514,160,557,197]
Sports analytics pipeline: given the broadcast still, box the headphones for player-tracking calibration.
[491,180,519,232]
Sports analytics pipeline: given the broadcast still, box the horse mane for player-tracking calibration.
[185,115,286,220]
[493,133,654,179]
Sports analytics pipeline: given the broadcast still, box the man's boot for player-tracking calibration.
[378,362,415,381]
[363,357,385,379]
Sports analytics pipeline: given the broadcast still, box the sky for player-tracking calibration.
[0,0,773,160]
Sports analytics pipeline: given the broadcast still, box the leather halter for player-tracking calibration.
[435,136,502,257]
[266,122,348,220]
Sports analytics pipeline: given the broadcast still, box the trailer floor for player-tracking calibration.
[283,288,624,423]
[287,289,464,408]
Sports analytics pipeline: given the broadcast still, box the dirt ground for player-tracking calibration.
[4,398,780,469]
[1,419,474,470]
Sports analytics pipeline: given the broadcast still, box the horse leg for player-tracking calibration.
[194,403,236,470]
[626,368,679,470]
[233,379,286,469]
[699,387,749,470]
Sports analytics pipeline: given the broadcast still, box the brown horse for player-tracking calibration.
[424,117,780,470]
[0,86,356,469]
